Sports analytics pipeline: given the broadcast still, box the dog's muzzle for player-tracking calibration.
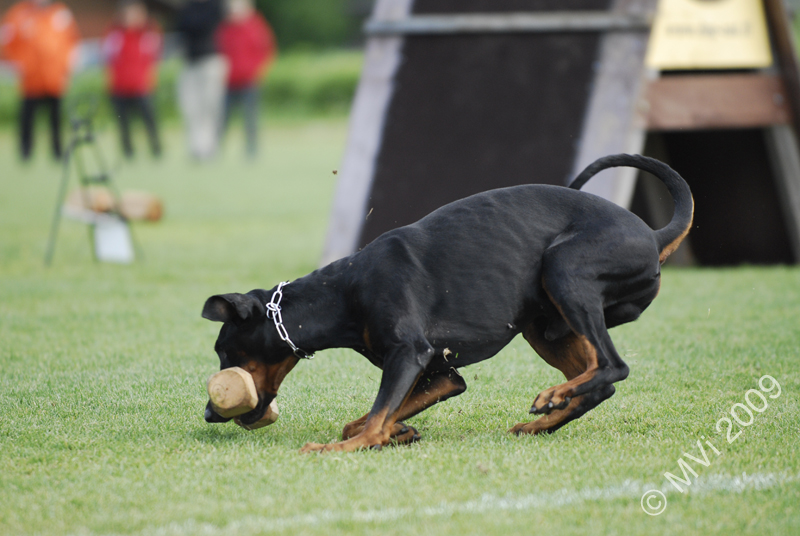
[233,394,273,426]
[204,401,232,423]
[203,395,273,425]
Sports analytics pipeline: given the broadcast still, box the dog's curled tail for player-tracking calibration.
[569,154,694,263]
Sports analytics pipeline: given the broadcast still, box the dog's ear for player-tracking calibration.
[202,293,265,323]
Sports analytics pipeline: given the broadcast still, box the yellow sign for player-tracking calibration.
[645,0,773,70]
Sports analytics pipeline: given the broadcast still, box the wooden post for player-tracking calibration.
[762,0,800,261]
[765,125,800,261]
[764,0,800,131]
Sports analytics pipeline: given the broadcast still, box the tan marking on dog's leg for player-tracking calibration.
[341,371,464,442]
[302,407,395,453]
[531,337,599,410]
[525,329,593,381]
[510,323,599,431]
[342,413,417,442]
[510,396,584,435]
[363,326,373,352]
[342,414,368,439]
[303,364,432,453]
[395,371,465,420]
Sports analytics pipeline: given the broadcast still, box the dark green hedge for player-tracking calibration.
[254,0,366,50]
[0,49,363,127]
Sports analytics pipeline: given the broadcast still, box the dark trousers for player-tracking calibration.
[19,96,62,160]
[222,85,259,158]
[111,95,162,158]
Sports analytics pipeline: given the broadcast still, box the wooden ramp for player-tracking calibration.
[323,0,800,266]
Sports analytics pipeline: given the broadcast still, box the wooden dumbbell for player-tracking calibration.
[206,367,279,429]
[235,399,279,430]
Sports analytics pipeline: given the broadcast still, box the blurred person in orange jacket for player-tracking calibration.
[0,0,80,160]
[216,0,275,158]
[103,0,162,159]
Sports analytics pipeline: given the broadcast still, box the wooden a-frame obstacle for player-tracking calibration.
[323,0,800,266]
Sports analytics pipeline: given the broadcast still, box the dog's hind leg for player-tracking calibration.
[523,246,633,421]
[342,369,467,443]
[510,319,616,435]
[511,384,616,435]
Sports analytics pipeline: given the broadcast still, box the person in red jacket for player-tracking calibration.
[0,0,80,160]
[102,0,162,158]
[215,0,276,158]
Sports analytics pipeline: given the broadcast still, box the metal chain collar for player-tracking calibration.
[265,281,314,359]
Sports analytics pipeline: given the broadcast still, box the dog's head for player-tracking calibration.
[201,291,299,427]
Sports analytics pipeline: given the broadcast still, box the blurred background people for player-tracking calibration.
[176,0,226,161]
[216,0,276,159]
[0,0,80,160]
[102,0,162,159]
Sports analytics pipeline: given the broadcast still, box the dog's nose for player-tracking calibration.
[204,401,231,423]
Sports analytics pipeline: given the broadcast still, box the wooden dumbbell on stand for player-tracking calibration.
[206,367,279,430]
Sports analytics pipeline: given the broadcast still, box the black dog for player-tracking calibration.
[202,154,693,452]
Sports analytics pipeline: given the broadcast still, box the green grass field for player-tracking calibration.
[1,119,799,535]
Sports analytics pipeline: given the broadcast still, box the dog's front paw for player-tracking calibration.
[508,420,556,436]
[509,422,534,435]
[509,412,568,435]
[300,441,331,453]
[299,437,386,453]
[391,423,421,445]
[342,420,421,444]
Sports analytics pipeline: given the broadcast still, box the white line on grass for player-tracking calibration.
[76,471,798,536]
